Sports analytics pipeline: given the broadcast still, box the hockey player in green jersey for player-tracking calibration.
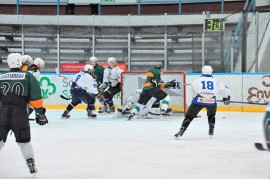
[128,64,176,120]
[89,56,106,110]
[89,56,104,85]
[0,53,48,174]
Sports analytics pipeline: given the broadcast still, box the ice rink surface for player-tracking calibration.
[0,110,269,179]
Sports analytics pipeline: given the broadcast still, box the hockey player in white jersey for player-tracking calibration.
[61,64,99,118]
[117,89,172,118]
[99,57,123,113]
[174,65,230,138]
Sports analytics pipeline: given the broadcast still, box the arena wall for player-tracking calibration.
[41,72,270,112]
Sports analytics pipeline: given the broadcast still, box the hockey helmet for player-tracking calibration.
[7,53,23,69]
[202,65,213,75]
[107,57,116,63]
[84,64,94,71]
[22,55,33,65]
[89,56,98,62]
[34,57,45,67]
[155,64,163,70]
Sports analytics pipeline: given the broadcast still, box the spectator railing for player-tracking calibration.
[16,0,68,15]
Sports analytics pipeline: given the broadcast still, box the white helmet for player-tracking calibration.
[34,57,45,67]
[202,65,213,75]
[89,56,98,62]
[107,57,116,63]
[22,55,33,65]
[84,64,94,71]
[7,53,23,68]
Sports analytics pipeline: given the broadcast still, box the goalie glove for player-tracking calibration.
[223,95,231,105]
[35,108,48,126]
[166,80,177,88]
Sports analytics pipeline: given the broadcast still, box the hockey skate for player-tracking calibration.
[26,158,37,174]
[98,105,108,113]
[128,112,135,120]
[87,110,97,118]
[174,127,186,138]
[61,110,70,119]
[116,108,131,118]
[160,108,173,116]
[106,106,115,113]
[117,107,131,114]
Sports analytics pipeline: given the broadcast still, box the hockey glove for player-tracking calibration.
[96,93,105,103]
[36,114,48,126]
[35,108,48,126]
[111,79,119,87]
[223,96,231,105]
[166,80,177,88]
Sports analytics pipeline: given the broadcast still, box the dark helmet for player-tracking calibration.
[155,64,163,70]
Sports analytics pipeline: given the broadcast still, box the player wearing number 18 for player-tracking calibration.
[174,65,230,138]
[0,53,48,174]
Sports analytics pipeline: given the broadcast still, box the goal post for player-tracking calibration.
[121,71,187,114]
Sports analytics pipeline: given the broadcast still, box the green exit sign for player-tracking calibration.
[204,18,223,31]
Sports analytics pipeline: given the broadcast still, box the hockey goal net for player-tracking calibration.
[121,71,186,115]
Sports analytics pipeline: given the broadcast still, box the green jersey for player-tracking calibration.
[93,64,105,85]
[142,68,161,91]
[21,65,34,72]
[0,69,44,113]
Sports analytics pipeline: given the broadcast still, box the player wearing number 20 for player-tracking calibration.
[174,65,230,138]
[0,53,48,174]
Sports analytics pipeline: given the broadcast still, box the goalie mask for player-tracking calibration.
[7,53,23,69]
[202,65,213,75]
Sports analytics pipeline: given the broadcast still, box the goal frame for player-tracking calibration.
[121,71,187,114]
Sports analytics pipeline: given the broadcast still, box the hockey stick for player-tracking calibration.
[216,100,268,105]
[60,95,71,100]
[55,67,69,80]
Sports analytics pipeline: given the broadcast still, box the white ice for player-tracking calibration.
[0,110,269,179]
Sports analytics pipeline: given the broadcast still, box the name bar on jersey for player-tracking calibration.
[0,73,26,80]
